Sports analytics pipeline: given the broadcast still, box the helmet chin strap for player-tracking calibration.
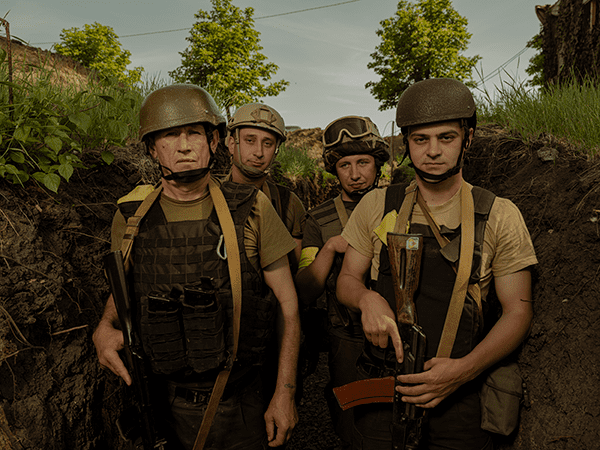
[159,153,214,184]
[410,152,464,185]
[344,168,381,201]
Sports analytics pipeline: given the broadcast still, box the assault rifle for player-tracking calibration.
[103,250,167,450]
[332,233,426,450]
[387,233,427,450]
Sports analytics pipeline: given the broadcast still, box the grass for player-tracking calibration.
[477,74,600,155]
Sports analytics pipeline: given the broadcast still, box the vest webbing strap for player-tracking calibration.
[333,194,349,229]
[393,181,418,234]
[392,179,476,358]
[120,183,162,273]
[433,180,475,358]
[193,178,243,450]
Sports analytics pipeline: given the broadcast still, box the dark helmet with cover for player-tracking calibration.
[322,115,390,175]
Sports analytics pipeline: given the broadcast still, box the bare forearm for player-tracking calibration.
[336,272,370,312]
[460,307,533,382]
[295,247,336,305]
[274,303,301,397]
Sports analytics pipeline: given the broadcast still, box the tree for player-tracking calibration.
[54,22,143,87]
[169,0,289,117]
[366,0,480,111]
[525,32,545,88]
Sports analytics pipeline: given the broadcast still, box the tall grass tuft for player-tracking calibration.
[477,74,600,155]
[275,143,331,181]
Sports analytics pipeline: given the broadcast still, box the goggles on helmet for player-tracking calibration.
[322,116,380,148]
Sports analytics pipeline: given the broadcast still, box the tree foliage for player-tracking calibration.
[54,22,143,87]
[366,0,480,111]
[169,0,288,116]
[525,32,545,88]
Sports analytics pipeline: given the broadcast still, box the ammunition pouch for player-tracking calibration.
[140,279,227,375]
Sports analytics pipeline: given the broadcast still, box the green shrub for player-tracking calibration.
[0,48,143,192]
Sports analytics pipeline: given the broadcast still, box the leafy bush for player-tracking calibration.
[0,49,143,192]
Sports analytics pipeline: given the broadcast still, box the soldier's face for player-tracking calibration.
[407,121,471,177]
[228,127,278,172]
[335,154,377,199]
[150,123,217,174]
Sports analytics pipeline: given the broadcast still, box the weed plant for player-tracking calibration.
[477,74,600,155]
[0,48,143,192]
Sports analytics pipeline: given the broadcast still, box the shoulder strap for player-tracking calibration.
[333,194,349,229]
[436,180,475,358]
[193,178,243,450]
[120,183,162,273]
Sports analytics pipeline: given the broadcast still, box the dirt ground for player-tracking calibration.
[0,125,599,449]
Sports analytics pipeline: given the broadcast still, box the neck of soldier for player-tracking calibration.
[416,170,463,206]
[160,173,211,201]
[231,166,267,190]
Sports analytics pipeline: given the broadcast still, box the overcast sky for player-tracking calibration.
[2,0,542,134]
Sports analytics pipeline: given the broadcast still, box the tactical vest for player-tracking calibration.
[309,196,362,338]
[265,180,291,227]
[118,181,276,376]
[373,183,495,362]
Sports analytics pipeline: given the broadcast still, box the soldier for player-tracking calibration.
[226,103,305,274]
[295,116,389,449]
[92,84,300,449]
[337,79,537,449]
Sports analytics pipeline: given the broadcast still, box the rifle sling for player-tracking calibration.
[192,178,243,450]
[394,179,476,358]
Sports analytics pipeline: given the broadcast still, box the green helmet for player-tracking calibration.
[139,84,226,141]
[322,116,390,175]
[396,78,476,184]
[227,103,286,142]
[395,78,477,134]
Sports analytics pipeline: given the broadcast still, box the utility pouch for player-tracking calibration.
[182,277,226,373]
[140,291,186,374]
[480,361,523,435]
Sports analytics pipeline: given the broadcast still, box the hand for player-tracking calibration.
[325,235,349,255]
[92,320,132,385]
[264,390,298,447]
[396,357,468,408]
[358,291,403,362]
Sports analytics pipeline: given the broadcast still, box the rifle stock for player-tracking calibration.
[103,250,166,450]
[387,233,427,450]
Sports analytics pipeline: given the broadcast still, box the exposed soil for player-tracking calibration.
[0,124,599,450]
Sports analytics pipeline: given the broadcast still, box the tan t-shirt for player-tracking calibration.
[111,182,296,271]
[341,182,538,300]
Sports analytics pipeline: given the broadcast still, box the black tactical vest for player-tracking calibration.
[118,181,276,376]
[373,183,495,362]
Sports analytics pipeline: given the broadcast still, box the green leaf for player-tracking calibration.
[13,126,31,143]
[45,135,63,153]
[68,111,92,132]
[9,151,25,164]
[33,172,61,193]
[58,163,74,181]
[101,150,115,165]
